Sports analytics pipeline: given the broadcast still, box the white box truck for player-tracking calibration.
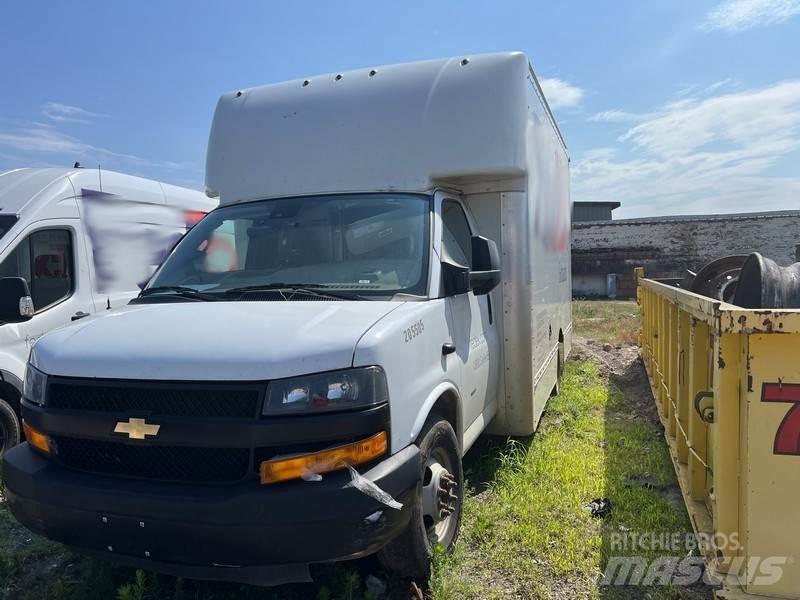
[0,167,216,455]
[3,52,572,584]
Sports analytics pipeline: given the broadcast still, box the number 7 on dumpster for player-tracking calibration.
[762,382,800,455]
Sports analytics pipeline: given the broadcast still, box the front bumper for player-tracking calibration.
[3,443,419,585]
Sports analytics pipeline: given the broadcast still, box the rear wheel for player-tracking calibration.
[0,397,20,458]
[378,415,463,578]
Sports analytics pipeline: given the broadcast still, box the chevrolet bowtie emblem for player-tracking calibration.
[114,417,160,440]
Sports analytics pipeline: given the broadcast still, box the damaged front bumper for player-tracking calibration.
[3,443,419,586]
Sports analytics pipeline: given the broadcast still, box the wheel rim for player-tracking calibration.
[421,447,459,545]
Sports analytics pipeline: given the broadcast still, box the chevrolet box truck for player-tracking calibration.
[0,167,216,456]
[3,52,572,584]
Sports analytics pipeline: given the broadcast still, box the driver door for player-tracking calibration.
[0,221,95,362]
[439,196,500,439]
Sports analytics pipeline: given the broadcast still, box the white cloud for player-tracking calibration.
[573,81,800,217]
[589,110,645,123]
[619,82,800,157]
[41,102,110,124]
[0,125,188,171]
[702,0,800,32]
[0,127,86,154]
[539,78,584,109]
[704,78,735,94]
[581,147,618,161]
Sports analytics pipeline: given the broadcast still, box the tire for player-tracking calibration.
[378,415,464,579]
[0,397,21,458]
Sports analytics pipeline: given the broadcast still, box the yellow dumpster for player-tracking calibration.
[637,268,800,599]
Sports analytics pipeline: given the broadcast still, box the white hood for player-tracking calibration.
[31,301,403,380]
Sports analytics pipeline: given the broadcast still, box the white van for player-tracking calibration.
[0,168,216,454]
[4,53,572,584]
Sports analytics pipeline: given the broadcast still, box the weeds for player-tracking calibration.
[117,571,150,600]
[574,300,640,346]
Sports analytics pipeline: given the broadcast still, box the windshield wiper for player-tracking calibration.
[222,283,367,301]
[139,285,217,301]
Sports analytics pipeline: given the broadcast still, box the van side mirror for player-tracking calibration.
[441,261,471,296]
[0,277,34,323]
[470,236,501,295]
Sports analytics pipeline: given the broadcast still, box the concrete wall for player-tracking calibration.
[571,211,800,298]
[573,273,606,297]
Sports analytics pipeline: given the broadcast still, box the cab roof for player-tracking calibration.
[0,167,216,216]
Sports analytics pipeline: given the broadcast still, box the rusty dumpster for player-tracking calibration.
[637,269,800,599]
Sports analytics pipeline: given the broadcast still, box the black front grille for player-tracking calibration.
[47,380,262,419]
[52,436,250,483]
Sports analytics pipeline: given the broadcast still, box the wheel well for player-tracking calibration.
[430,390,460,439]
[0,380,22,417]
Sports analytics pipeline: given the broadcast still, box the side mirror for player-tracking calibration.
[470,236,501,295]
[441,261,471,297]
[0,277,34,323]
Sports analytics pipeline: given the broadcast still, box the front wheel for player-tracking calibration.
[378,415,463,578]
[0,397,21,458]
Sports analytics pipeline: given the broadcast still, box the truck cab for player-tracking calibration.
[3,52,572,583]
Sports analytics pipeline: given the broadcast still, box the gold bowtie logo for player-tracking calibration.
[114,417,160,440]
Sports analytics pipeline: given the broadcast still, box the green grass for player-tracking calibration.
[429,360,707,599]
[573,300,640,346]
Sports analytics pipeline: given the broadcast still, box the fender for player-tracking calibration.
[408,380,462,449]
[0,368,24,416]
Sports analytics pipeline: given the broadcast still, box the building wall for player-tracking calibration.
[571,211,800,298]
[573,204,616,222]
[573,273,607,297]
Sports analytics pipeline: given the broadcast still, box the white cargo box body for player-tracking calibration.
[209,53,543,200]
[207,52,572,436]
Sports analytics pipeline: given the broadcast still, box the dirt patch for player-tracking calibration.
[571,336,661,428]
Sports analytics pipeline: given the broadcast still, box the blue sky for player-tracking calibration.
[1,0,799,218]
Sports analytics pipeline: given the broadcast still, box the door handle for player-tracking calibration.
[442,342,457,356]
[71,311,89,322]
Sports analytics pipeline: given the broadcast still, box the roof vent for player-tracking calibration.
[368,69,377,77]
[335,74,343,81]
[302,79,310,87]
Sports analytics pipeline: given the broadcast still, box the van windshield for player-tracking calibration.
[148,193,430,299]
[0,215,18,242]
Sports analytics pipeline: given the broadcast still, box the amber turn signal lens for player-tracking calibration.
[260,431,388,484]
[23,421,51,455]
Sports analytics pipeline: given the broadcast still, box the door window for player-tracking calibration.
[441,200,473,267]
[0,229,74,311]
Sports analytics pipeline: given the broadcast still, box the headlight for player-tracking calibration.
[23,364,48,407]
[263,366,388,416]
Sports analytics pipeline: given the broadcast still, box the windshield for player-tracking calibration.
[148,193,430,298]
[0,215,18,243]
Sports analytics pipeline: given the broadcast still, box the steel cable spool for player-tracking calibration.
[733,252,800,309]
